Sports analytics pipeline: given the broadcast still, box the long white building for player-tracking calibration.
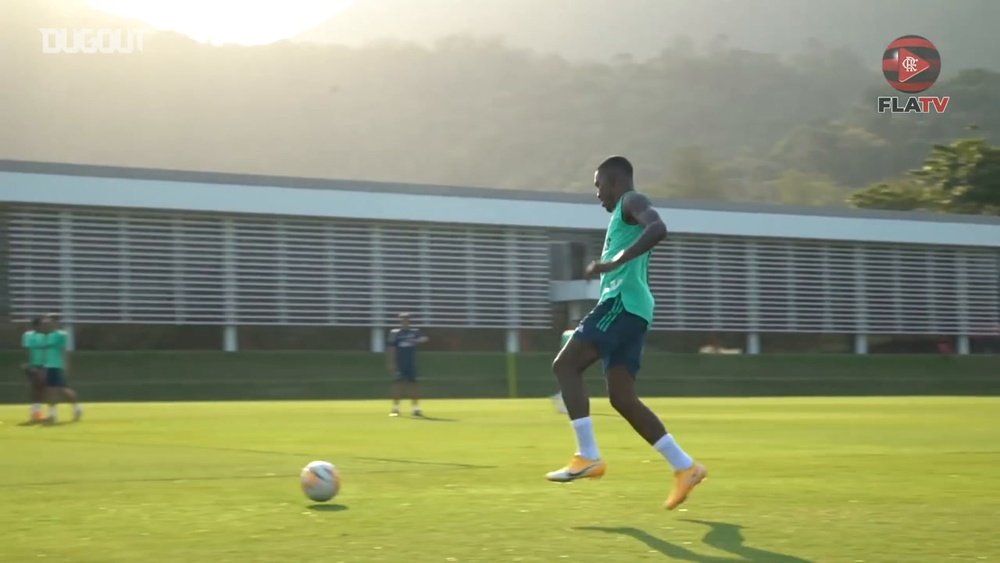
[2,160,998,354]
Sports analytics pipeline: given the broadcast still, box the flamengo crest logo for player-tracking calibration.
[877,35,949,114]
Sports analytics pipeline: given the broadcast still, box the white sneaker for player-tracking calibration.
[545,454,607,482]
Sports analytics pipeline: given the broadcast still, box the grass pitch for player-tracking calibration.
[1,398,998,562]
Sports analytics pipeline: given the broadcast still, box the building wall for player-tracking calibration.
[652,235,998,335]
[4,205,552,328]
[6,204,999,337]
[4,163,999,245]
[558,229,1000,335]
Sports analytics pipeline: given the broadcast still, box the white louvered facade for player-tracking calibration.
[2,161,999,344]
[653,236,998,335]
[560,234,999,335]
[5,206,551,328]
[7,205,997,335]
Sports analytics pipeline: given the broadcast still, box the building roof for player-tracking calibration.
[2,159,999,246]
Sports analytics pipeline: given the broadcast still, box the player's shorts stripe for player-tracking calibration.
[597,298,624,332]
[596,300,615,331]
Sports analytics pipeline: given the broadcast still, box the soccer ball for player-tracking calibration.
[300,460,340,502]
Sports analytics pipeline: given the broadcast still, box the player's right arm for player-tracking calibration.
[585,192,667,278]
[615,191,668,262]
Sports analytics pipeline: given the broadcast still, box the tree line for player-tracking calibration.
[3,13,998,214]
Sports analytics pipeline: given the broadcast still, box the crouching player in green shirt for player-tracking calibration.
[21,317,48,423]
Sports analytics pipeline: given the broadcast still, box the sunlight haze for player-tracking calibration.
[85,0,356,45]
[2,0,997,197]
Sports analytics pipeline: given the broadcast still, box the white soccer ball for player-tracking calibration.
[300,460,340,502]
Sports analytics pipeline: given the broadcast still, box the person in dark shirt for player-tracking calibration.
[387,313,429,417]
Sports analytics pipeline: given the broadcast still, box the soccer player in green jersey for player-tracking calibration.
[545,156,707,510]
[41,314,83,423]
[21,317,48,422]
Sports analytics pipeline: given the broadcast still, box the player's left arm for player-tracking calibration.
[416,329,429,344]
[617,192,667,262]
[587,192,667,277]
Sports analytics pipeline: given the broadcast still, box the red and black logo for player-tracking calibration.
[877,35,948,114]
[882,34,941,93]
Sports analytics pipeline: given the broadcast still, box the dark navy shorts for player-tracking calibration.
[46,368,67,388]
[395,364,418,382]
[573,296,649,376]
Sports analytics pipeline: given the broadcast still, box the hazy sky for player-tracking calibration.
[4,0,996,194]
[80,0,1000,70]
[85,0,356,45]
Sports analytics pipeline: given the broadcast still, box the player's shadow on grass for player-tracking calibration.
[576,520,812,563]
[15,420,71,427]
[308,504,349,512]
[26,420,74,427]
[411,415,458,422]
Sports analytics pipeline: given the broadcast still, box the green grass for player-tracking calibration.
[2,351,998,402]
[1,398,999,562]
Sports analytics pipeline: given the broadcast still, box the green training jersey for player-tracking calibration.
[22,330,47,366]
[598,195,655,323]
[44,330,68,369]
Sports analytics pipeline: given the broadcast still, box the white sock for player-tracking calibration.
[30,404,41,413]
[48,406,57,420]
[571,416,601,460]
[654,434,694,471]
